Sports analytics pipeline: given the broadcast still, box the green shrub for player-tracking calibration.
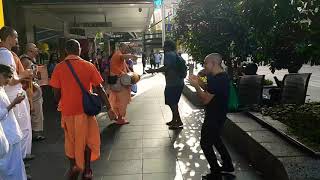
[261,103,320,150]
[263,79,273,86]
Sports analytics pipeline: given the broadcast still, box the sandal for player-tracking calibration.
[82,169,93,180]
[169,121,184,130]
[32,135,46,142]
[166,120,174,126]
[66,166,80,180]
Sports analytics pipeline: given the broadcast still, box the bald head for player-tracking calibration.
[205,53,223,66]
[26,43,39,58]
[119,43,129,53]
[65,39,81,56]
[204,53,224,74]
[26,43,36,51]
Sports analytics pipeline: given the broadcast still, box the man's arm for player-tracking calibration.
[198,79,207,90]
[154,65,167,73]
[194,84,214,105]
[53,88,61,103]
[8,69,33,86]
[94,84,111,110]
[121,54,138,61]
[20,58,32,70]
[189,75,214,105]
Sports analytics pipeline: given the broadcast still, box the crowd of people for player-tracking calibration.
[0,24,236,180]
[0,26,50,180]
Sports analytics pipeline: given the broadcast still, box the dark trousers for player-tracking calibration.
[200,121,232,170]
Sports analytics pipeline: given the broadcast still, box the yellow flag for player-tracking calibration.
[0,0,4,28]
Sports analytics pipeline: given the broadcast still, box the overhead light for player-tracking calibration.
[130,4,135,6]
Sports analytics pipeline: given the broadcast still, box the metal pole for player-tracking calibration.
[161,0,166,47]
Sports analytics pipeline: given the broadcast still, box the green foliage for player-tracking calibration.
[263,79,274,86]
[261,103,320,150]
[175,0,252,76]
[175,0,320,74]
[240,0,310,71]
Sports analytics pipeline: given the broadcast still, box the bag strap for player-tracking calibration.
[65,60,87,94]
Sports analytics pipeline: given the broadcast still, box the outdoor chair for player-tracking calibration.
[280,73,312,104]
[237,75,265,109]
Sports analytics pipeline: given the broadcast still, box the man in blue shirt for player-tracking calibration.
[146,40,184,129]
[189,53,234,179]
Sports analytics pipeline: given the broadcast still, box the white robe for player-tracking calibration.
[0,87,26,180]
[0,143,27,180]
[0,48,32,157]
[7,93,32,157]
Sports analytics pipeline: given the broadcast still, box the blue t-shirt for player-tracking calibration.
[164,51,184,87]
[205,72,230,124]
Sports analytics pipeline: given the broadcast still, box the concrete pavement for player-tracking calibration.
[30,71,264,180]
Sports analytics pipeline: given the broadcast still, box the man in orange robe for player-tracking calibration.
[50,39,116,180]
[109,43,137,125]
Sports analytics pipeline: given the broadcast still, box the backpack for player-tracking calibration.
[175,54,188,79]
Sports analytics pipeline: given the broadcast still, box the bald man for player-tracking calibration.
[189,53,234,179]
[109,43,137,125]
[20,43,46,143]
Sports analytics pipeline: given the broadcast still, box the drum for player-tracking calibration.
[131,72,140,84]
[110,78,122,92]
[120,72,141,86]
[120,74,131,86]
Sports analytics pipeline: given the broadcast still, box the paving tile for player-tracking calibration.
[143,172,184,180]
[143,130,170,139]
[227,113,255,123]
[119,125,144,133]
[113,139,143,149]
[143,125,168,131]
[143,159,179,173]
[129,120,164,126]
[117,132,143,140]
[94,160,142,176]
[143,138,173,148]
[247,131,285,143]
[235,122,266,132]
[109,148,142,160]
[178,158,210,173]
[143,147,177,159]
[101,174,142,180]
[127,113,165,121]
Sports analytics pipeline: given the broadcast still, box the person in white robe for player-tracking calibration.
[0,64,27,180]
[0,26,33,159]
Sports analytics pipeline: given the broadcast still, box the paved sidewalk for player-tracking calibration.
[30,73,264,180]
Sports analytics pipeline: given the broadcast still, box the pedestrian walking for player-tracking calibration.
[50,39,116,180]
[189,53,234,179]
[150,50,156,69]
[142,52,147,74]
[154,51,162,68]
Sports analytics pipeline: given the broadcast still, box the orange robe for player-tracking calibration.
[49,55,102,170]
[109,50,131,122]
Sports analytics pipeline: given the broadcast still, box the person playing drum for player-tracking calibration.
[109,43,138,125]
